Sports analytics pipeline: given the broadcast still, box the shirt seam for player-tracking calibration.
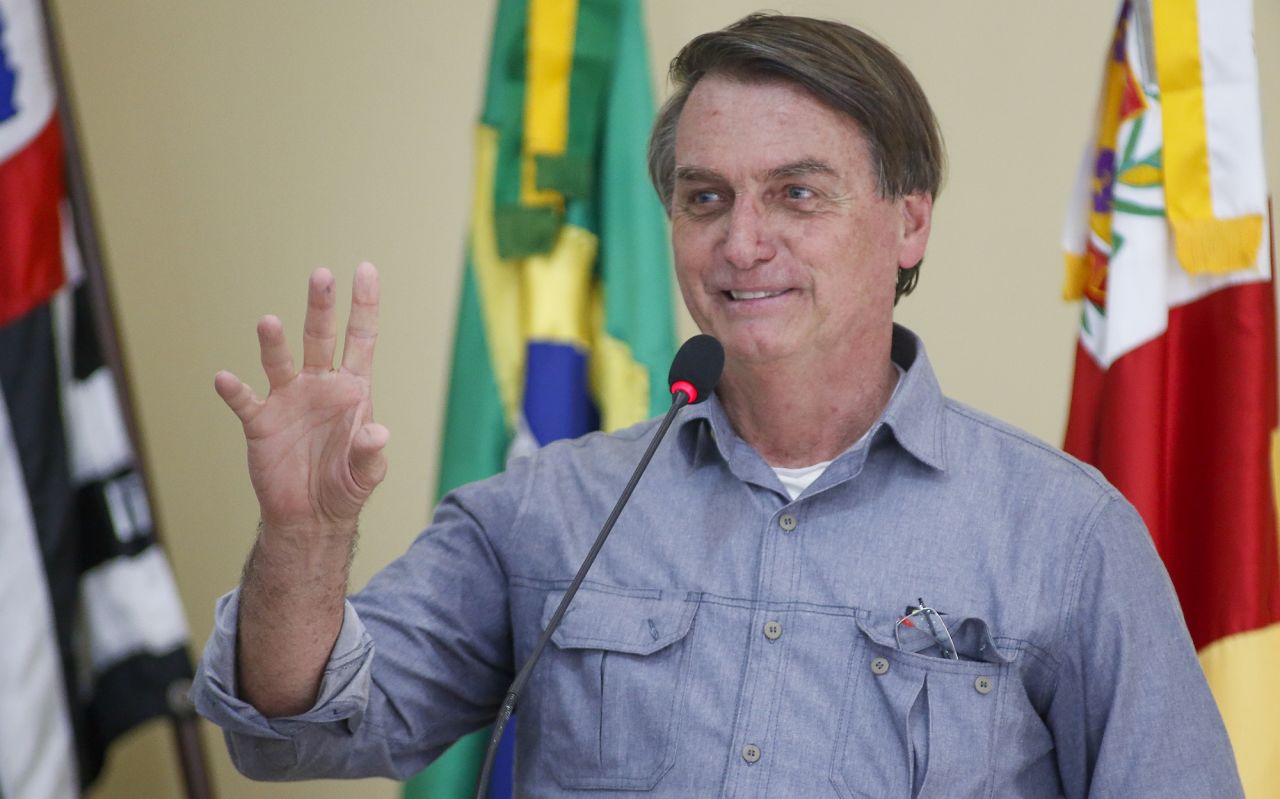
[500,453,546,586]
[1052,492,1117,701]
[1061,493,1114,635]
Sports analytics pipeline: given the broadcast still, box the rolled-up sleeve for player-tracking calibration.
[191,590,376,778]
[192,456,531,781]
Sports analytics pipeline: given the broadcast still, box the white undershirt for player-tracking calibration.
[770,363,904,501]
[772,461,834,500]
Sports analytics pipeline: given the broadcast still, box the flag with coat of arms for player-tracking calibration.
[1061,0,1279,794]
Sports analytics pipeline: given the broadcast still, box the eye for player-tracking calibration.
[785,185,816,200]
[677,188,727,217]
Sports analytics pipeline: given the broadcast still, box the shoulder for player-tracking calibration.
[927,396,1149,589]
[940,396,1121,504]
[538,414,666,458]
[511,414,670,483]
[442,414,671,535]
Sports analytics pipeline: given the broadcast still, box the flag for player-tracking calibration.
[0,0,194,794]
[403,0,675,795]
[1061,1,1279,794]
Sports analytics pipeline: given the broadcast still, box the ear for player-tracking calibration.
[897,192,933,269]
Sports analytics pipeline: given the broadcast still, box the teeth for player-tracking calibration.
[729,290,785,300]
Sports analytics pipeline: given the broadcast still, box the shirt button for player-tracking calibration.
[870,657,890,675]
[742,743,762,763]
[778,514,797,532]
[975,676,994,695]
[764,620,783,640]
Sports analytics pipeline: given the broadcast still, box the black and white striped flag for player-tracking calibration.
[1,0,194,794]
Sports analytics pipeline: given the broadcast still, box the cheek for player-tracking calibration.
[671,227,711,283]
[671,217,707,253]
[816,210,899,270]
[671,269,713,332]
[670,251,703,307]
[856,205,904,250]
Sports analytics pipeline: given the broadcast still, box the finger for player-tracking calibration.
[349,422,390,492]
[213,370,262,424]
[257,315,296,390]
[302,268,338,371]
[341,262,380,378]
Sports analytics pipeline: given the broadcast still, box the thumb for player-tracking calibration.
[349,422,390,493]
[213,370,260,424]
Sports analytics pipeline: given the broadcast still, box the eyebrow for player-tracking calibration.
[673,159,838,184]
[673,165,724,184]
[765,159,837,180]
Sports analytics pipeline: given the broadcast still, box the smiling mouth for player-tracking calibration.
[726,289,789,301]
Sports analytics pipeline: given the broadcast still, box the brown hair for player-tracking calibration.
[648,13,945,301]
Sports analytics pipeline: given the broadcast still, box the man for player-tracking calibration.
[194,14,1242,797]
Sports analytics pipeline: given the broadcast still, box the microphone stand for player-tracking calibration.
[473,390,693,798]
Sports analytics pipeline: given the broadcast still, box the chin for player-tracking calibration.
[720,332,799,367]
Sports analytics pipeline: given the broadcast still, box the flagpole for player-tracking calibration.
[37,3,215,798]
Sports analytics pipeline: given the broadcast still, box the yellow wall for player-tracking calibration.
[45,1,1279,797]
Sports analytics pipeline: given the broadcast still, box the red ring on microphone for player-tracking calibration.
[670,380,697,404]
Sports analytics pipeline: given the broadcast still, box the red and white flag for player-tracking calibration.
[1062,0,1279,793]
[1,1,193,794]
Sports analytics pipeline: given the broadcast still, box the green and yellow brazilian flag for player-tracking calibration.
[405,0,674,795]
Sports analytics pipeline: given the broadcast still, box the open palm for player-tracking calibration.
[215,263,388,535]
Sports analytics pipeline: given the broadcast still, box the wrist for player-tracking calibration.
[257,514,358,546]
[251,519,358,579]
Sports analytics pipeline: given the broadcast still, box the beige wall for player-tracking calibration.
[46,1,1278,797]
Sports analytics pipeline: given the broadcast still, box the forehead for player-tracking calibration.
[673,74,871,177]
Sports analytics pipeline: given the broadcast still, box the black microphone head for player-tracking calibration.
[668,334,724,405]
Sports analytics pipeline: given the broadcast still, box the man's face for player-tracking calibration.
[670,75,931,368]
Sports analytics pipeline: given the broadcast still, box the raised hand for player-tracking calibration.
[219,263,388,716]
[215,262,388,538]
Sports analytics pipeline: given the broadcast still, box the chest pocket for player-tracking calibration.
[830,613,1013,799]
[528,587,698,791]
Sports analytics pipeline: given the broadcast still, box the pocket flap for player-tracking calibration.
[946,616,1011,664]
[856,612,1012,665]
[542,588,696,656]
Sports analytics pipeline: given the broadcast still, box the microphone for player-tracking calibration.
[668,333,724,405]
[474,335,725,798]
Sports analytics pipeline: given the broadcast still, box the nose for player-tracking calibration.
[721,197,776,270]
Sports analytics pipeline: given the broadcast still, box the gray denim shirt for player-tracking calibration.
[193,325,1242,797]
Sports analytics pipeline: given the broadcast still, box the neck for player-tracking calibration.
[717,333,898,468]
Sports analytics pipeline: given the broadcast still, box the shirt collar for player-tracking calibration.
[674,323,948,474]
[879,323,948,471]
